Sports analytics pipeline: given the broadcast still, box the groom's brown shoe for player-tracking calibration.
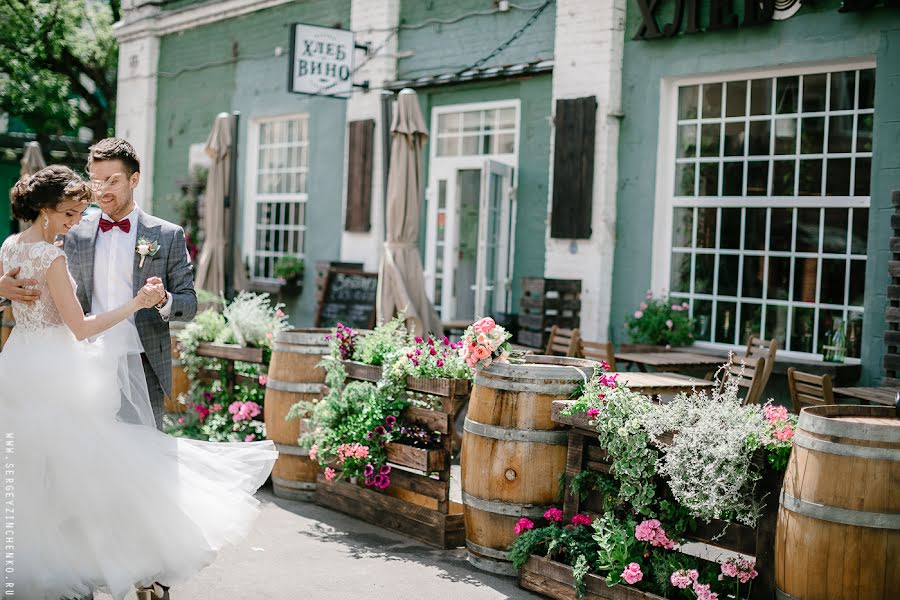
[136,583,170,600]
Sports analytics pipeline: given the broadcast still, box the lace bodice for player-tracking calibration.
[0,237,71,333]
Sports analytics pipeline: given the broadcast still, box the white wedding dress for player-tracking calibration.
[0,238,278,600]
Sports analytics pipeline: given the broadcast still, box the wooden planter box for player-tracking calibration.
[520,556,665,600]
[194,342,267,388]
[314,360,470,549]
[547,401,783,600]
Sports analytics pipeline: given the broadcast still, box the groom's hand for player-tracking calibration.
[145,276,168,306]
[0,267,40,303]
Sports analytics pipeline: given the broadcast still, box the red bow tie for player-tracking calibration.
[98,218,131,234]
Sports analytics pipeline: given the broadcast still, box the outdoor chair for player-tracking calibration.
[544,326,581,357]
[718,335,778,405]
[787,368,834,414]
[577,339,617,371]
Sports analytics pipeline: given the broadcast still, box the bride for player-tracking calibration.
[0,166,278,600]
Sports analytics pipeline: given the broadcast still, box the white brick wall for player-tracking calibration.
[545,0,626,342]
[340,0,401,271]
[114,33,160,211]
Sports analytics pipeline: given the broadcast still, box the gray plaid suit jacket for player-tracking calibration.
[64,211,197,407]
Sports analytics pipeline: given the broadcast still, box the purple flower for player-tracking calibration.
[427,338,435,346]
[374,426,385,436]
[364,477,374,486]
[373,474,385,488]
[380,464,391,475]
[385,415,397,427]
[363,464,375,477]
[429,347,437,356]
[436,359,444,367]
[367,431,374,439]
[415,336,423,344]
[443,336,450,346]
[379,476,390,489]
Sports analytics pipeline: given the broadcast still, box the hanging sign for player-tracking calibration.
[289,23,354,98]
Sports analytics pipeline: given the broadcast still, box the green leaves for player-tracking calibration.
[0,1,119,140]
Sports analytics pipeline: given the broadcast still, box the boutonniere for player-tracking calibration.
[136,238,160,268]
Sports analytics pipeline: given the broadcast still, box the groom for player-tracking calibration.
[0,138,196,599]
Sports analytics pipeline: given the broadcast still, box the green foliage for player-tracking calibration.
[625,292,694,347]
[592,512,639,583]
[274,256,305,281]
[569,470,619,510]
[0,1,119,141]
[509,521,600,600]
[177,308,228,380]
[352,314,411,366]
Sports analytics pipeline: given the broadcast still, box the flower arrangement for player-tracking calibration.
[273,256,305,282]
[510,363,786,599]
[459,317,514,369]
[164,373,267,442]
[388,334,469,380]
[625,291,694,347]
[325,322,357,360]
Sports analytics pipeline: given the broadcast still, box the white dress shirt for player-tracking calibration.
[91,207,172,352]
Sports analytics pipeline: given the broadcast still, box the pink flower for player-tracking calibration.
[692,582,718,600]
[474,345,491,360]
[640,302,648,310]
[380,464,391,475]
[275,309,285,318]
[634,310,643,319]
[670,570,693,589]
[232,424,239,431]
[764,402,790,424]
[259,374,268,386]
[666,319,674,329]
[721,557,757,584]
[514,517,535,535]
[571,514,592,526]
[621,563,643,585]
[682,302,689,309]
[324,467,336,481]
[672,304,681,311]
[177,417,184,424]
[600,360,610,371]
[473,317,495,333]
[244,434,256,442]
[586,407,600,418]
[775,424,794,441]
[211,403,222,412]
[544,508,563,522]
[635,519,676,549]
[309,444,318,461]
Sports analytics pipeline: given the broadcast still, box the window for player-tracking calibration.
[434,107,517,157]
[248,115,309,281]
[666,66,874,358]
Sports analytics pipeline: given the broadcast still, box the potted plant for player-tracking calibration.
[274,256,305,293]
[624,291,694,351]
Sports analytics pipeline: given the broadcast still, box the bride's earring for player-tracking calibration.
[42,214,49,229]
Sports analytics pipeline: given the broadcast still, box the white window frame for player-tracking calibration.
[243,113,310,283]
[424,99,521,320]
[650,58,876,362]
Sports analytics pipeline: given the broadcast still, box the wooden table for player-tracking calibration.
[615,350,725,373]
[832,386,900,407]
[615,371,714,395]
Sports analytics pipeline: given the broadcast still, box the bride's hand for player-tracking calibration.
[135,284,160,309]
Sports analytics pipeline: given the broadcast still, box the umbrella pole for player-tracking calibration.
[225,111,241,299]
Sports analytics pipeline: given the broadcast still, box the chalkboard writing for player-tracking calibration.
[315,269,378,329]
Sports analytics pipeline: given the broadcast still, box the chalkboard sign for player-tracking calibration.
[315,268,378,329]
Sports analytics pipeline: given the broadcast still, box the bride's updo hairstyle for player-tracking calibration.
[10,165,92,222]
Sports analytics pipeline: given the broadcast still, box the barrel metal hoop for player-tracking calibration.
[464,418,568,445]
[780,491,900,530]
[793,432,900,461]
[271,476,316,491]
[274,330,330,345]
[466,552,518,576]
[461,492,553,518]
[465,540,510,561]
[798,410,900,443]
[474,373,579,395]
[273,442,310,457]
[273,343,329,355]
[775,589,801,600]
[266,380,324,394]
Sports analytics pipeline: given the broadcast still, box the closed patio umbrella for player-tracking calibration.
[195,113,232,295]
[20,141,46,177]
[377,89,442,336]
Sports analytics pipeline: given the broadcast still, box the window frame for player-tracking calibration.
[243,112,310,283]
[650,58,875,361]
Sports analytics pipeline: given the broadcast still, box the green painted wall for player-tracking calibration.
[0,162,17,239]
[614,2,900,385]
[414,74,553,314]
[398,0,555,80]
[154,0,351,326]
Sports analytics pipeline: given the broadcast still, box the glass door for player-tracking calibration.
[476,160,514,318]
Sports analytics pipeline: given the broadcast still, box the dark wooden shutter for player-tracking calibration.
[345,119,375,232]
[551,96,597,239]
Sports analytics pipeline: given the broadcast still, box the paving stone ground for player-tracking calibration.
[94,483,541,600]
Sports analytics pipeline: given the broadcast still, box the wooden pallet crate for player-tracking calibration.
[520,556,665,600]
[518,278,582,349]
[314,360,470,548]
[538,401,783,600]
[885,190,900,386]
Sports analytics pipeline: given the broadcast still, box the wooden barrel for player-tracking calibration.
[461,355,597,575]
[775,404,899,599]
[264,328,330,501]
[166,321,189,413]
[1,306,14,350]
